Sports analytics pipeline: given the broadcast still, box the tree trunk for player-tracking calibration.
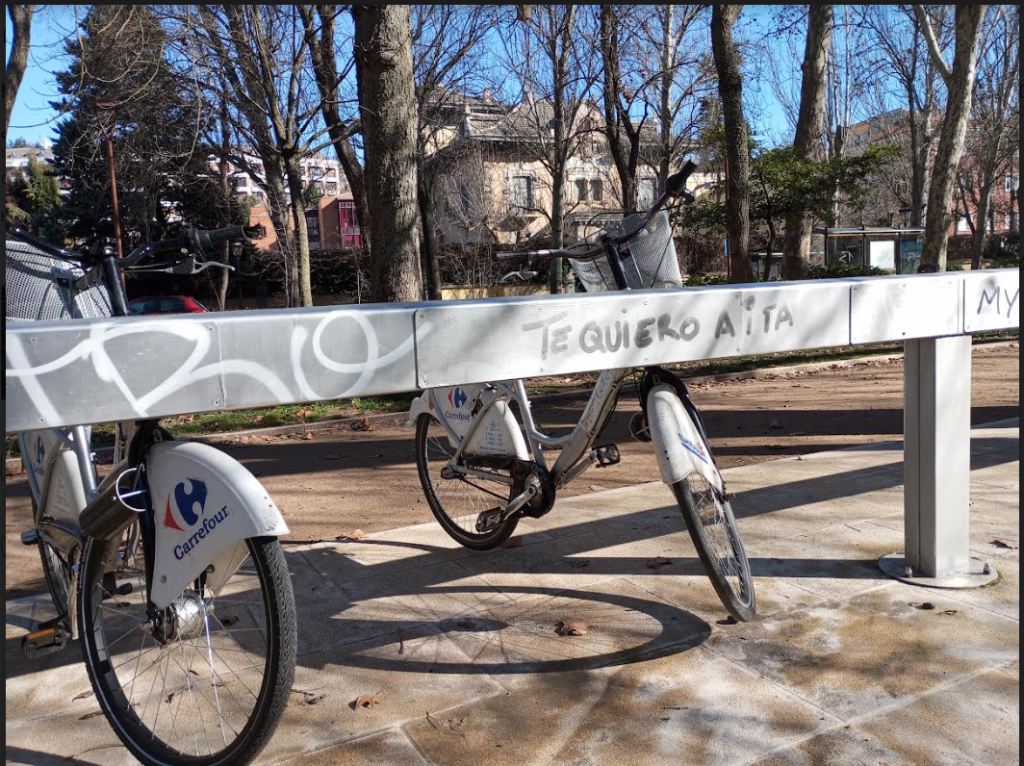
[302,5,372,256]
[417,154,442,300]
[216,107,232,312]
[283,153,314,307]
[711,5,754,283]
[549,167,567,293]
[972,184,992,269]
[783,5,832,281]
[600,6,636,213]
[5,5,33,136]
[353,5,422,303]
[657,5,674,193]
[920,5,987,270]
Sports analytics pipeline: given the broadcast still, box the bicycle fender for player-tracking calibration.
[647,385,724,493]
[146,441,289,609]
[410,387,530,460]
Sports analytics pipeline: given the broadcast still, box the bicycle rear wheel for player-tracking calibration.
[415,414,519,550]
[77,529,296,766]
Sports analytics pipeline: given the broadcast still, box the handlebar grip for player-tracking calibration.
[665,160,698,198]
[180,224,263,252]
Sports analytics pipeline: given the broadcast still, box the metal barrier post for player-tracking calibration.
[880,335,998,587]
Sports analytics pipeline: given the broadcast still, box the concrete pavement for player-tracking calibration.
[5,421,1019,765]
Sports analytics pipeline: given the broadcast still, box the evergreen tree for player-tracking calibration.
[50,5,226,244]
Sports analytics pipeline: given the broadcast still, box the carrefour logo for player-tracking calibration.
[680,434,709,464]
[164,478,231,561]
[448,387,469,409]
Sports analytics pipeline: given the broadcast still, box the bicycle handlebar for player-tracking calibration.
[123,224,263,267]
[494,161,698,263]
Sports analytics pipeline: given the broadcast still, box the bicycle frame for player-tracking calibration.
[426,367,632,491]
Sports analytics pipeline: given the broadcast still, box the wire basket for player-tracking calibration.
[6,239,113,321]
[568,210,681,292]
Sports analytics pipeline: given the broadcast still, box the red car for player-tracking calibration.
[128,296,208,315]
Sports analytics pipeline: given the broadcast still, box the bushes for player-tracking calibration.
[807,264,885,279]
[684,273,730,286]
[993,230,1019,268]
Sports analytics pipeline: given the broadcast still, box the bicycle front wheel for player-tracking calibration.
[672,476,755,622]
[77,530,296,766]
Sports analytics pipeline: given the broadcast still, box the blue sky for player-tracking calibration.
[7,5,794,148]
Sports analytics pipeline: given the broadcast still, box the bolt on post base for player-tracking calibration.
[878,552,998,589]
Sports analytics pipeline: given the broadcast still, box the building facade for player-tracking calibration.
[422,92,710,248]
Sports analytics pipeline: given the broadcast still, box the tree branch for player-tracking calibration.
[913,4,953,84]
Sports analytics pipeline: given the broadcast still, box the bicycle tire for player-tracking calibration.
[671,476,756,622]
[39,541,72,620]
[78,534,296,766]
[415,414,519,550]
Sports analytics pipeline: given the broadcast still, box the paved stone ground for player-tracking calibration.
[5,422,1019,766]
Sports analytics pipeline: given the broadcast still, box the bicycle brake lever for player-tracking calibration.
[190,261,235,275]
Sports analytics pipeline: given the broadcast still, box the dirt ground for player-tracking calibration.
[5,343,1019,598]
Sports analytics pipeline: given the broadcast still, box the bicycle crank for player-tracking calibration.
[476,473,542,532]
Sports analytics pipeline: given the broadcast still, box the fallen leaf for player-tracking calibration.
[588,484,606,492]
[911,602,936,611]
[166,692,176,704]
[565,558,591,569]
[557,620,588,637]
[426,711,466,738]
[78,711,105,721]
[324,453,345,461]
[501,536,524,549]
[769,418,785,430]
[220,616,239,627]
[354,694,381,709]
[297,408,315,419]
[992,539,1019,550]
[456,619,477,630]
[303,431,315,441]
[337,529,366,541]
[351,418,374,432]
[72,691,95,702]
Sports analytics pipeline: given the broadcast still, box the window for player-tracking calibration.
[575,178,589,202]
[956,215,972,233]
[638,178,656,209]
[326,182,338,195]
[1006,174,1019,194]
[306,214,321,248]
[509,175,534,214]
[235,176,248,191]
[590,179,603,203]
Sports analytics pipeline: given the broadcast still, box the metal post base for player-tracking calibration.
[879,552,998,589]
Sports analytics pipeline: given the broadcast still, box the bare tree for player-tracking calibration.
[5,5,35,136]
[599,5,646,213]
[299,5,372,258]
[642,5,710,194]
[509,5,599,293]
[914,4,988,270]
[413,5,500,300]
[959,6,1019,268]
[185,5,326,307]
[782,5,832,280]
[353,5,422,303]
[863,6,946,228]
[711,5,754,283]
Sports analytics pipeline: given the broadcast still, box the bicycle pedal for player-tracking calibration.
[20,529,40,546]
[593,444,621,467]
[475,508,504,533]
[22,623,70,660]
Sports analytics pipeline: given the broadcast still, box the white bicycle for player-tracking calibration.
[411,162,755,621]
[7,223,296,765]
